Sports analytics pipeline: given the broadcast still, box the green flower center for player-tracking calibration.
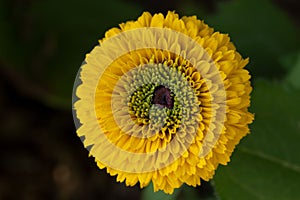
[113,63,200,140]
[129,84,155,122]
[128,83,182,135]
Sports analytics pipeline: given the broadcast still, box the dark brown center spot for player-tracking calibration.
[152,85,173,109]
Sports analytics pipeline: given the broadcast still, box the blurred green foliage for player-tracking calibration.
[284,52,300,89]
[0,0,143,109]
[206,0,300,79]
[141,182,181,200]
[1,0,299,199]
[215,79,300,200]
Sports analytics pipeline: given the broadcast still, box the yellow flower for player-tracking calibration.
[73,11,254,194]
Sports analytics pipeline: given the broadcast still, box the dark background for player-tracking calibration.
[0,0,299,199]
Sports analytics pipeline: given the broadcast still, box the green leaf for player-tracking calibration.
[178,184,219,200]
[282,52,300,89]
[206,0,300,79]
[214,80,300,200]
[141,182,219,200]
[141,182,181,200]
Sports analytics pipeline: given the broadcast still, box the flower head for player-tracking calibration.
[73,11,254,194]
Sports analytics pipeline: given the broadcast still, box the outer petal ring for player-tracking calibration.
[73,27,226,173]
